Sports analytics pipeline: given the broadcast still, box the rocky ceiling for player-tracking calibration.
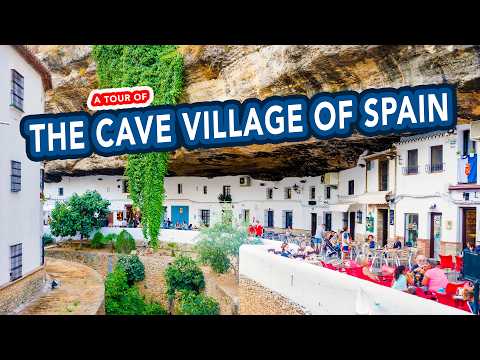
[29,45,480,182]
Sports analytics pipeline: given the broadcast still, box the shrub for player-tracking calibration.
[105,265,166,315]
[198,245,230,273]
[117,255,145,285]
[90,231,105,249]
[178,291,220,315]
[115,230,136,254]
[42,233,54,246]
[164,256,205,300]
[104,233,117,245]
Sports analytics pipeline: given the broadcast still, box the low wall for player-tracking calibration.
[239,244,469,315]
[43,226,200,245]
[0,266,46,314]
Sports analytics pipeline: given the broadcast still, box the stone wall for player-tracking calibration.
[0,266,46,314]
[239,276,306,315]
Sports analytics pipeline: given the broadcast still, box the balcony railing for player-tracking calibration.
[402,166,419,175]
[425,162,445,174]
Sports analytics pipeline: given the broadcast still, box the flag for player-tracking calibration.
[467,154,477,183]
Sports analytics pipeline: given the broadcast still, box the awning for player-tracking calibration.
[328,203,355,212]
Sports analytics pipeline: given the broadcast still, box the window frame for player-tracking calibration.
[348,180,355,195]
[266,187,273,199]
[310,186,316,200]
[285,187,292,199]
[10,69,24,111]
[10,243,23,282]
[11,161,21,193]
[406,149,419,175]
[58,187,64,196]
[223,185,231,197]
[178,183,183,194]
[200,209,210,226]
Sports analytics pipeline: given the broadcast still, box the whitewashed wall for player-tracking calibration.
[239,243,469,315]
[0,46,45,287]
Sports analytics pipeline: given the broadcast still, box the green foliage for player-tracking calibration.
[42,233,54,245]
[114,230,136,254]
[103,233,118,245]
[164,255,205,300]
[195,211,248,275]
[50,191,110,239]
[105,265,166,315]
[90,231,105,249]
[167,242,178,256]
[117,255,145,285]
[178,291,220,315]
[92,45,184,248]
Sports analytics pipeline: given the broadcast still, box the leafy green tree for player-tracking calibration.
[92,45,184,248]
[49,191,110,240]
[164,255,205,303]
[117,255,145,285]
[114,229,136,254]
[195,211,250,282]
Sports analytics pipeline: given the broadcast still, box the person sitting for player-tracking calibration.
[463,240,476,255]
[408,254,428,287]
[175,221,181,229]
[367,234,376,249]
[391,265,408,291]
[294,240,307,259]
[357,255,379,281]
[188,223,193,230]
[422,258,448,293]
[280,242,292,258]
[392,239,402,249]
[323,235,338,258]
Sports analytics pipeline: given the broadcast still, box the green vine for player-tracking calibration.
[92,45,184,248]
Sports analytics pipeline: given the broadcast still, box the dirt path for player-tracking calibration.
[18,258,104,315]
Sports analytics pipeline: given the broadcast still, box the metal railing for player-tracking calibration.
[425,162,445,173]
[402,165,419,175]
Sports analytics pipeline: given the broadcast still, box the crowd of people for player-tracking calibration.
[162,218,196,230]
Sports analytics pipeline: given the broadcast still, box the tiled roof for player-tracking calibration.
[397,130,452,144]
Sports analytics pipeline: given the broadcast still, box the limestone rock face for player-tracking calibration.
[31,45,480,182]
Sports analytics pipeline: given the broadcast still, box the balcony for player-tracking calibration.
[402,166,419,175]
[425,162,445,174]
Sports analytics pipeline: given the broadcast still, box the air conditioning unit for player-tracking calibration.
[324,172,339,186]
[471,121,480,141]
[239,176,251,187]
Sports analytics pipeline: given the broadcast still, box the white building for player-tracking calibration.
[0,46,51,313]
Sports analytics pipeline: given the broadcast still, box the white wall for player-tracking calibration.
[0,46,45,286]
[239,243,468,315]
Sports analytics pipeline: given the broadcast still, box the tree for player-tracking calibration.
[49,190,110,240]
[195,210,255,283]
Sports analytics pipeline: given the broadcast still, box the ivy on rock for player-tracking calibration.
[92,45,184,248]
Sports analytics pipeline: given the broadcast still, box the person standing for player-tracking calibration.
[314,223,326,252]
[255,220,264,238]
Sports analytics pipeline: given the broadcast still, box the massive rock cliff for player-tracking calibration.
[30,45,480,182]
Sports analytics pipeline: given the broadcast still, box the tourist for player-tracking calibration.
[255,220,264,238]
[393,239,402,249]
[340,226,350,259]
[463,240,476,255]
[408,254,428,286]
[422,258,448,293]
[167,218,172,228]
[391,265,408,291]
[357,255,379,281]
[314,224,326,252]
[280,242,292,258]
[367,234,376,249]
[175,221,181,229]
[188,223,193,230]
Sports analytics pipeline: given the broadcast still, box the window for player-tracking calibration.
[310,186,316,200]
[122,179,129,193]
[11,69,24,111]
[11,161,21,192]
[356,210,363,224]
[203,185,208,194]
[378,159,389,191]
[326,186,331,199]
[406,149,418,175]
[223,185,231,197]
[266,210,274,227]
[285,187,292,199]
[463,130,476,156]
[200,209,210,226]
[284,211,293,228]
[10,244,22,281]
[348,180,354,195]
[58,187,64,196]
[178,184,183,194]
[429,145,444,173]
[266,188,273,199]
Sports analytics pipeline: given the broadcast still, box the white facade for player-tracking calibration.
[0,46,48,287]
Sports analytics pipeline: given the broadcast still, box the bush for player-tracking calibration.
[164,256,205,299]
[90,231,105,249]
[117,255,145,285]
[42,233,54,246]
[104,233,117,245]
[115,230,136,254]
[105,265,166,315]
[178,291,220,315]
[198,246,230,273]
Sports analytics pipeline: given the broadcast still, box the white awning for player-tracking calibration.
[328,203,354,212]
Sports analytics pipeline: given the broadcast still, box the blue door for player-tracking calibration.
[171,206,189,226]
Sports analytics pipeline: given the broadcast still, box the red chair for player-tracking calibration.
[455,256,463,273]
[416,287,436,300]
[439,255,454,270]
[445,282,466,296]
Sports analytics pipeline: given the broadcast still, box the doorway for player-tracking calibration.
[311,213,317,236]
[325,212,332,231]
[171,206,189,226]
[462,207,477,249]
[349,212,356,240]
[378,209,389,246]
[267,210,274,228]
[242,209,250,224]
[285,211,293,228]
[430,212,442,259]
